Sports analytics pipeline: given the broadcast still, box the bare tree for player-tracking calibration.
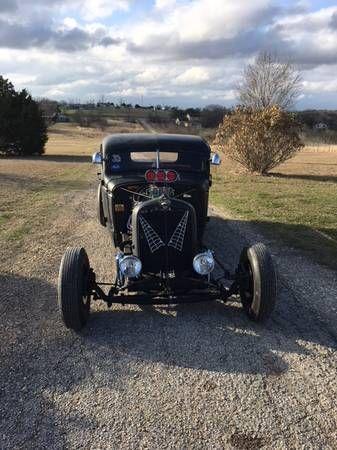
[37,98,59,116]
[237,52,302,110]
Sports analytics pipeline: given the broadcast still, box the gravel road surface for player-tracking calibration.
[1,181,336,449]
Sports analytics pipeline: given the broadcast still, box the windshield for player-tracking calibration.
[131,152,178,163]
[106,149,207,175]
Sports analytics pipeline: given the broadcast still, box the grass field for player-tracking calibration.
[211,148,337,269]
[303,144,337,153]
[0,158,93,266]
[65,107,172,120]
[153,123,217,142]
[45,121,143,156]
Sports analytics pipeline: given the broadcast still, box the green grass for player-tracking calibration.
[7,223,32,242]
[0,213,11,226]
[30,167,93,193]
[211,171,337,270]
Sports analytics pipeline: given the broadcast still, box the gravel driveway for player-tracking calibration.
[1,183,336,449]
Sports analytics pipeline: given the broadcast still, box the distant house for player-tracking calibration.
[56,114,70,123]
[175,116,202,129]
[314,122,328,130]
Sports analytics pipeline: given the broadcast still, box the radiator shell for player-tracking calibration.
[132,197,197,275]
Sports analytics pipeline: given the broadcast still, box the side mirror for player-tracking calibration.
[211,153,221,165]
[92,152,103,165]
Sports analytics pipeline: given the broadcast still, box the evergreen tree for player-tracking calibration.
[0,76,48,156]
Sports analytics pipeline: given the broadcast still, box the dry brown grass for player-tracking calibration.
[303,144,337,153]
[273,147,337,178]
[213,145,337,176]
[45,121,143,156]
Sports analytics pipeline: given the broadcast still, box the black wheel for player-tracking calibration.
[58,247,91,331]
[239,243,277,322]
[97,184,106,227]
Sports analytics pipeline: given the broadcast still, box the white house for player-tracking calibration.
[314,122,328,130]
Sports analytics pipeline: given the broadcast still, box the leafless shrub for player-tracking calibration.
[37,98,59,116]
[237,52,302,110]
[93,116,108,131]
[72,112,108,130]
[72,111,92,127]
[215,105,304,174]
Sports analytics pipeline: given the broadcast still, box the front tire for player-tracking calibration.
[239,243,277,322]
[58,247,91,331]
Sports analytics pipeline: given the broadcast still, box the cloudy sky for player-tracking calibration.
[1,0,337,109]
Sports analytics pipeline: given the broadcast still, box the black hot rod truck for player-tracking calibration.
[58,133,277,331]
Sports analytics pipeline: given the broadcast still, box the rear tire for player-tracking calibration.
[58,247,91,331]
[239,243,277,322]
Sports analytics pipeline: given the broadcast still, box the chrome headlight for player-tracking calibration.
[193,250,215,275]
[119,256,142,278]
[92,151,103,164]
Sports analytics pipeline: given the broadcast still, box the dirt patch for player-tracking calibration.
[230,432,267,450]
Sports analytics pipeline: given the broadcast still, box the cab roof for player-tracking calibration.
[102,133,211,156]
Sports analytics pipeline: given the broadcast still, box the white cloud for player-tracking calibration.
[1,1,337,108]
[44,88,66,97]
[303,78,337,93]
[3,72,36,85]
[135,68,164,83]
[174,0,272,41]
[175,67,210,85]
[155,0,176,10]
[271,6,337,65]
[129,0,273,52]
[201,89,235,101]
[62,17,79,30]
[80,0,130,20]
